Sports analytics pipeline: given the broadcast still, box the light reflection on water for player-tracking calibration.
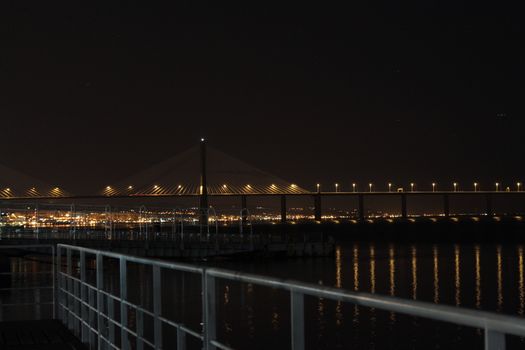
[213,241,525,349]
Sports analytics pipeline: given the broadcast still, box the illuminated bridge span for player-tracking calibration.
[100,142,308,196]
[1,140,524,222]
[0,163,68,198]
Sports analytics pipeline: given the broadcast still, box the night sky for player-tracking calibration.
[1,2,524,193]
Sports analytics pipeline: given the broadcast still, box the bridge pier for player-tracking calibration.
[280,195,287,223]
[401,194,407,219]
[358,194,365,220]
[443,194,450,217]
[241,195,247,224]
[486,193,493,216]
[314,194,322,221]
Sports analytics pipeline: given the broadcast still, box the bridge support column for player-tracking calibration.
[280,195,287,224]
[314,194,322,221]
[486,194,493,216]
[401,194,407,219]
[241,195,247,224]
[358,194,365,221]
[443,194,450,217]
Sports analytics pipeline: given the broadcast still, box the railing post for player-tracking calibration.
[96,253,104,349]
[485,329,505,350]
[73,270,80,336]
[80,251,88,343]
[291,291,305,350]
[54,245,58,321]
[203,271,216,350]
[34,287,41,320]
[153,265,163,349]
[137,309,144,350]
[66,249,73,330]
[108,294,115,346]
[120,257,130,350]
[177,327,187,350]
[88,285,96,347]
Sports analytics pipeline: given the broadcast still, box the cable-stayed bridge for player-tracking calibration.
[0,140,524,221]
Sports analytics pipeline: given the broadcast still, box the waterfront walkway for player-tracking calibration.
[0,320,85,349]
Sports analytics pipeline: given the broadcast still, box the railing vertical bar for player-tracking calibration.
[88,286,96,347]
[203,271,216,350]
[177,327,186,350]
[52,245,56,320]
[291,291,305,350]
[73,277,79,335]
[80,250,88,343]
[34,287,41,320]
[120,256,130,350]
[66,248,73,330]
[96,253,104,350]
[485,329,506,350]
[56,246,61,322]
[108,296,115,346]
[153,265,163,349]
[137,309,144,350]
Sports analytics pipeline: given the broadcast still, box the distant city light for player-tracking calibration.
[352,183,356,192]
[495,182,500,192]
[388,183,392,192]
[335,183,339,192]
[474,182,478,192]
[453,182,458,192]
[369,183,373,192]
[517,182,522,192]
[432,182,436,192]
[410,183,415,192]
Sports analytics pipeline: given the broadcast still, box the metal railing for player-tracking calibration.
[0,244,55,321]
[55,243,525,350]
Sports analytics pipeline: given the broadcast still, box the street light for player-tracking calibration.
[495,182,500,192]
[352,183,356,192]
[410,183,415,192]
[388,183,392,192]
[335,183,339,192]
[316,183,320,192]
[453,182,458,192]
[432,182,436,192]
[518,182,522,192]
[474,182,478,192]
[369,183,373,192]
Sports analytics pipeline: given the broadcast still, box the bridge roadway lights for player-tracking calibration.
[281,195,287,223]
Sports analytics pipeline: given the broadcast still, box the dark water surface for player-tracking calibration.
[207,241,525,349]
[2,240,525,349]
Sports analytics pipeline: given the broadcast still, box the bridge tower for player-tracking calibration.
[199,138,209,230]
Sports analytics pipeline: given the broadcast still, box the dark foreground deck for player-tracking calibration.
[0,320,85,350]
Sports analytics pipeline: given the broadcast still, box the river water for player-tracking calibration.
[1,240,525,349]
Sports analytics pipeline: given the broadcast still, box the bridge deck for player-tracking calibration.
[0,320,85,350]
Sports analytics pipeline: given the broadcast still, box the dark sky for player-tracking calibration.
[1,1,524,193]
